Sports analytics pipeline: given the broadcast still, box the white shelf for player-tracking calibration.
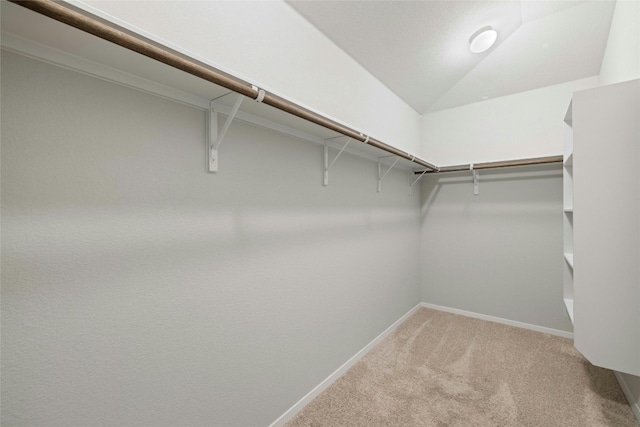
[564,153,573,166]
[564,298,574,325]
[564,207,573,213]
[564,253,574,268]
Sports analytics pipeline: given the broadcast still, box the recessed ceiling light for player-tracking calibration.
[469,26,497,54]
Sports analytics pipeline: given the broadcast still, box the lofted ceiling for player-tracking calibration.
[287,0,616,114]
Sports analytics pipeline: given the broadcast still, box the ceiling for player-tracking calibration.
[287,0,616,114]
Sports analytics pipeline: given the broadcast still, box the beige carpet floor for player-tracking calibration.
[286,308,638,427]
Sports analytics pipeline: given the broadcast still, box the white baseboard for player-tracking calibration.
[420,302,574,339]
[268,303,422,427]
[614,371,640,424]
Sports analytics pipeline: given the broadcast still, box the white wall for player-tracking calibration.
[417,76,607,342]
[417,77,600,334]
[599,0,640,86]
[420,76,598,166]
[419,79,593,336]
[68,0,421,156]
[0,51,421,426]
[420,166,572,333]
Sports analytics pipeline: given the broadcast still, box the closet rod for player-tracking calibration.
[11,0,439,172]
[415,155,563,174]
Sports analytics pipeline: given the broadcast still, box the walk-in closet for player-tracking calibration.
[1,1,639,425]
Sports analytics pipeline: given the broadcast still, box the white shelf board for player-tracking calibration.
[564,153,573,166]
[564,253,574,268]
[564,298,574,325]
[564,100,573,124]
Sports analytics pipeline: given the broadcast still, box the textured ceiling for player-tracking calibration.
[287,0,616,114]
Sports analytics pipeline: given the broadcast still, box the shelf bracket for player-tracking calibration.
[470,163,479,195]
[208,94,244,173]
[409,162,426,196]
[323,137,351,186]
[377,156,401,193]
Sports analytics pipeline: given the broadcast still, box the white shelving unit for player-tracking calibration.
[569,79,640,376]
[563,253,574,268]
[562,102,574,324]
[564,298,574,324]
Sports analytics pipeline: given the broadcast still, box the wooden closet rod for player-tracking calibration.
[11,0,439,172]
[414,155,563,174]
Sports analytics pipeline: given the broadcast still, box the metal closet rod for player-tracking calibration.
[414,155,563,174]
[11,0,439,171]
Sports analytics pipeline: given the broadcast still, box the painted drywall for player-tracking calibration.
[420,165,572,334]
[67,0,421,156]
[599,0,640,86]
[0,51,421,426]
[420,76,599,165]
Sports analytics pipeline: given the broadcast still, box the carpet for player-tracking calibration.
[285,307,638,426]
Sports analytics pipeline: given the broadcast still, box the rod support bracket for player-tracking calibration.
[210,147,219,172]
[323,137,351,186]
[409,169,428,196]
[377,156,401,193]
[208,94,244,173]
[470,163,479,195]
[252,85,266,103]
[208,105,219,172]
